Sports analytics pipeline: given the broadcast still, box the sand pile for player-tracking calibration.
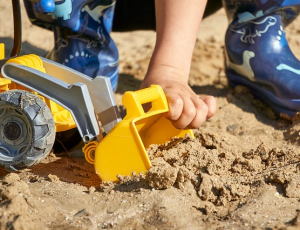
[115,131,300,217]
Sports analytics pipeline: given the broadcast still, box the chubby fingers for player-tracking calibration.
[199,95,217,120]
[164,93,216,129]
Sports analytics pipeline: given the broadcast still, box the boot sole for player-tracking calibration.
[227,72,300,117]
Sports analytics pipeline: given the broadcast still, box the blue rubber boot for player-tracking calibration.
[23,0,119,91]
[223,0,300,117]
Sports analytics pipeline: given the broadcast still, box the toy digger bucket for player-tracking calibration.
[94,85,194,182]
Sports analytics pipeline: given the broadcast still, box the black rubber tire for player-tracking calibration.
[53,128,82,153]
[0,90,55,172]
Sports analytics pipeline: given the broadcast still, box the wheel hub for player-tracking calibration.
[4,122,22,141]
[1,115,28,146]
[0,107,31,158]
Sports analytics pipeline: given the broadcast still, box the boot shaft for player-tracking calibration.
[223,0,300,64]
[23,0,119,91]
[23,0,116,38]
[222,0,300,24]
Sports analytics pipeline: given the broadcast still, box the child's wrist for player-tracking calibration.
[149,43,193,77]
[147,64,189,81]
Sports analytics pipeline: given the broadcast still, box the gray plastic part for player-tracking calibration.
[1,63,99,143]
[40,57,121,134]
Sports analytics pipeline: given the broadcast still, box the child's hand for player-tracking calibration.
[140,66,216,129]
[141,0,213,129]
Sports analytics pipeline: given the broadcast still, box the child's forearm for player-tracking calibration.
[150,0,208,79]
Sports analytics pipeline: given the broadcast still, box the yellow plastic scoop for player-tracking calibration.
[94,85,194,182]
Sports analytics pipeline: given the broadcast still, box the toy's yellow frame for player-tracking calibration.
[0,43,76,132]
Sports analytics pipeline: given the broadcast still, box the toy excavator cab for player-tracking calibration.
[0,0,78,171]
[1,0,81,153]
[0,1,119,173]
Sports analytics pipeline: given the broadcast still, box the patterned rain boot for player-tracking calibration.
[23,0,119,91]
[222,0,300,117]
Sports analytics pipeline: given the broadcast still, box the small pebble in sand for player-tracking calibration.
[89,186,96,194]
[47,174,60,182]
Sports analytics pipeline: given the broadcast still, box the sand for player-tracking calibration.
[0,1,300,229]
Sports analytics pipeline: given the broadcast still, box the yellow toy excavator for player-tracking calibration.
[0,0,193,182]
